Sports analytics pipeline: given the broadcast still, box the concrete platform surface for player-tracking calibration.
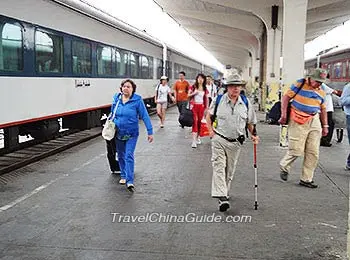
[0,108,348,260]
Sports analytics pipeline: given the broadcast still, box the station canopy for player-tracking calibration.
[154,0,350,68]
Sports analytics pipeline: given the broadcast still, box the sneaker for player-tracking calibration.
[196,138,201,145]
[218,199,230,212]
[299,180,318,188]
[191,141,197,148]
[127,184,135,192]
[119,179,126,185]
[280,170,288,181]
[160,124,164,128]
[345,165,350,171]
[112,169,121,174]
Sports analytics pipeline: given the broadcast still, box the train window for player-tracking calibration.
[189,68,194,79]
[35,30,63,73]
[327,64,333,78]
[0,22,23,71]
[174,63,178,77]
[333,62,342,79]
[342,61,347,78]
[166,61,172,79]
[140,56,149,79]
[97,45,112,75]
[157,59,163,79]
[148,57,154,79]
[130,53,139,78]
[72,40,91,75]
[116,49,128,77]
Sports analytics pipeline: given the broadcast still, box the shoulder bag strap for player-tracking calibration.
[110,94,121,121]
[292,79,306,99]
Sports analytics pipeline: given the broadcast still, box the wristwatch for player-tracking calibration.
[322,125,329,128]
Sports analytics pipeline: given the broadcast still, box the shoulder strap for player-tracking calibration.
[156,84,160,99]
[213,94,223,119]
[240,94,249,109]
[111,94,121,120]
[292,79,306,99]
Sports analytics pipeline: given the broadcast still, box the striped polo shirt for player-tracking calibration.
[286,78,326,114]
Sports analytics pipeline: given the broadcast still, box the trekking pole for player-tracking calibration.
[253,126,258,210]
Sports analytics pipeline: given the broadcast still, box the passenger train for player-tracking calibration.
[305,46,350,130]
[305,46,350,90]
[0,0,222,152]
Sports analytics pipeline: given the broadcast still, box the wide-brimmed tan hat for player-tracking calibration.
[307,68,328,83]
[224,73,246,86]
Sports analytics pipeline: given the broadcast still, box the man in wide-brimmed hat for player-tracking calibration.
[206,73,258,212]
[279,68,329,188]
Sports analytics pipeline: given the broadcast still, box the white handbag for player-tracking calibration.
[102,98,120,141]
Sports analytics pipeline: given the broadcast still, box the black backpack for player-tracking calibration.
[178,103,193,127]
[268,101,281,125]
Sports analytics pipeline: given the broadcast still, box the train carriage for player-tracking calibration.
[0,0,219,153]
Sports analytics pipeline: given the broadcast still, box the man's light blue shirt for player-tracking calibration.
[340,83,350,116]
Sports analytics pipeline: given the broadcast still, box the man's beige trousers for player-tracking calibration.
[280,114,322,182]
[211,135,241,198]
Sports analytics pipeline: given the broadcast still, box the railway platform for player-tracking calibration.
[0,108,348,259]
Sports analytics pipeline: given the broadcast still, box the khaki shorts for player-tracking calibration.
[157,102,167,109]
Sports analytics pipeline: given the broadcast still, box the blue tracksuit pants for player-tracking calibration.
[116,137,138,185]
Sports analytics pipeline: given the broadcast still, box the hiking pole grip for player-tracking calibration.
[252,124,257,166]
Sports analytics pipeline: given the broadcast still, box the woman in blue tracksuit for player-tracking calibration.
[111,79,153,192]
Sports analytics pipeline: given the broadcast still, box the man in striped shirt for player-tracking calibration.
[278,68,329,188]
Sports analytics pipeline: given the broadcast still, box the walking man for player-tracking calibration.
[340,82,350,170]
[320,81,340,147]
[173,71,190,127]
[206,74,259,212]
[279,68,329,188]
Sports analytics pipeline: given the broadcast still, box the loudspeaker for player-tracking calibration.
[271,5,279,29]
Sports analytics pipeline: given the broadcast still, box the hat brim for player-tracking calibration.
[309,76,327,83]
[225,81,246,86]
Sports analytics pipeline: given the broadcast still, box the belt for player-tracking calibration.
[214,130,239,143]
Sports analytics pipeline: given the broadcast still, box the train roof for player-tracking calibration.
[51,0,221,72]
[52,0,220,72]
[305,45,350,63]
[52,0,164,47]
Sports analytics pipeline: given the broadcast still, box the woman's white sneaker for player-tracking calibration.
[196,138,201,145]
[191,141,197,148]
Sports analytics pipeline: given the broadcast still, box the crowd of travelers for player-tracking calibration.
[102,68,350,211]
